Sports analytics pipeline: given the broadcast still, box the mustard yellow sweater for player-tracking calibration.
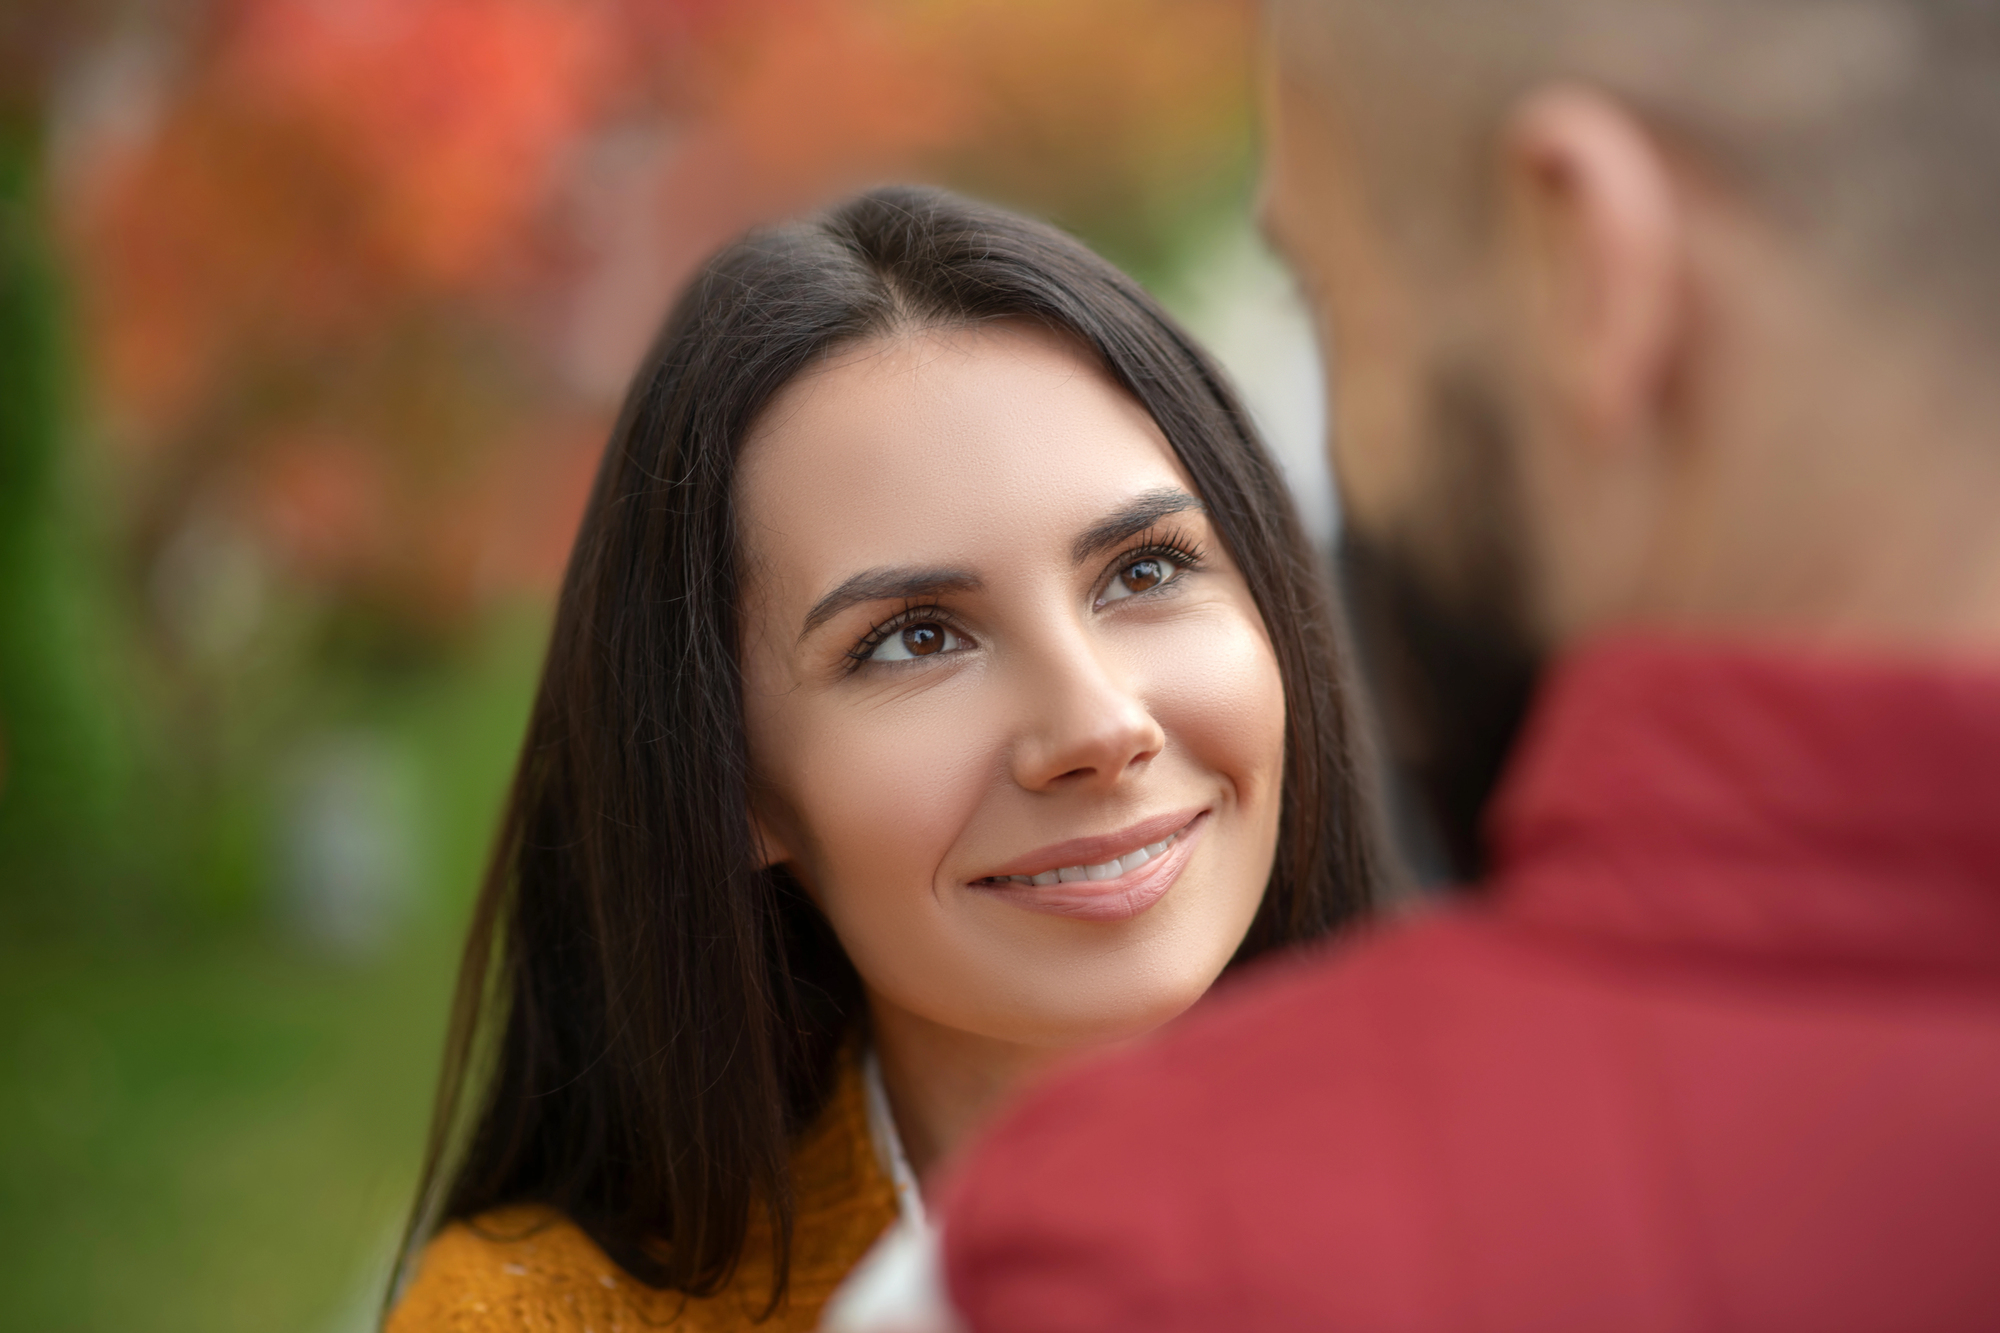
[388,1057,899,1332]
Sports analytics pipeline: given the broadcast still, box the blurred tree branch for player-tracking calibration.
[5,0,1257,926]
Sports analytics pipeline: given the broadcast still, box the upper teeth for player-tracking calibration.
[1002,830,1179,887]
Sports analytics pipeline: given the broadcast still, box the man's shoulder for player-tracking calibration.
[943,893,2000,1333]
[940,907,1518,1331]
[979,903,1506,1142]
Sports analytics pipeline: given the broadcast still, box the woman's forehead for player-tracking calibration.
[736,323,1193,582]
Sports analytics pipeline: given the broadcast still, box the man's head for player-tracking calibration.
[1264,0,2000,875]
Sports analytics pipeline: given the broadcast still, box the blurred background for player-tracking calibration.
[0,2,1326,1328]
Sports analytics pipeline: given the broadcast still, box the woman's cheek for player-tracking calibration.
[787,691,993,941]
[1142,601,1288,802]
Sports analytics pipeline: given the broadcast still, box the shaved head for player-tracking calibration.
[1265,0,2000,877]
[1277,0,2000,327]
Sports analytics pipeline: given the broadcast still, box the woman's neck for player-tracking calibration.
[866,997,1066,1186]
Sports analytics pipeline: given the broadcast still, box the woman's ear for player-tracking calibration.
[748,802,795,872]
[750,802,825,907]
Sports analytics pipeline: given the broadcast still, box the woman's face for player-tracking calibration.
[737,322,1287,1049]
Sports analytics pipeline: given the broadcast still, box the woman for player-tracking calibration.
[386,186,1384,1332]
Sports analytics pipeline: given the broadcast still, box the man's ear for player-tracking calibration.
[1498,83,1685,451]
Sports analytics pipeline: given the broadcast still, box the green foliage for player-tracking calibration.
[0,931,458,1333]
[0,119,139,919]
[0,608,546,1331]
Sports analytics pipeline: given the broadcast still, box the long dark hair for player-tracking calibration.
[395,185,1385,1313]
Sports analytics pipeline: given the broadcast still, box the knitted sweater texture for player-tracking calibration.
[388,1056,898,1332]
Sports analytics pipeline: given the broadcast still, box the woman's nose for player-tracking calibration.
[1010,642,1166,793]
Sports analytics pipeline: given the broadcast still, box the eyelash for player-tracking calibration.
[1097,527,1208,605]
[844,600,965,670]
[843,526,1209,672]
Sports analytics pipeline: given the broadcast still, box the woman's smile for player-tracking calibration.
[398,187,1380,1332]
[737,318,1288,1050]
[968,809,1210,922]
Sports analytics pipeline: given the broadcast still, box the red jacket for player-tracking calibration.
[942,636,2000,1332]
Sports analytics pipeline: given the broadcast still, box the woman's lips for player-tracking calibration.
[968,811,1209,922]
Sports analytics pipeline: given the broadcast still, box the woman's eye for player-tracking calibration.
[867,620,964,663]
[1101,556,1178,603]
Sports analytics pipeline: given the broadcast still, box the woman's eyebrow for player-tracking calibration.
[800,567,982,641]
[1070,487,1205,565]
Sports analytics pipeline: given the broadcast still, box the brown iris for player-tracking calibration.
[901,623,946,656]
[1121,558,1166,594]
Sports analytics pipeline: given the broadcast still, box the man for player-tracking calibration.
[920,1,2000,1329]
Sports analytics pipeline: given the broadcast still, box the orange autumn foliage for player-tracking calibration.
[64,0,1253,630]
[225,0,612,290]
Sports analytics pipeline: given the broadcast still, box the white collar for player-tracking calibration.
[861,1047,929,1232]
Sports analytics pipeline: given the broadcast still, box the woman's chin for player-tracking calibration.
[981,977,1227,1053]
